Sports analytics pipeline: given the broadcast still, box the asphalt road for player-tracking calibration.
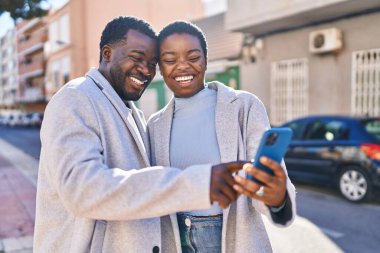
[295,183,380,253]
[0,125,41,159]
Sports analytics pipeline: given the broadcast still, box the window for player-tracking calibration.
[283,120,307,141]
[352,48,380,116]
[270,58,309,125]
[304,120,349,141]
[61,56,70,84]
[363,119,380,141]
[51,60,60,87]
[49,14,70,53]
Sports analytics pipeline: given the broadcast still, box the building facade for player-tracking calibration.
[0,28,18,109]
[226,0,380,125]
[17,18,48,113]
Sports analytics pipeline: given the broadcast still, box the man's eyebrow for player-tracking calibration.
[130,50,146,56]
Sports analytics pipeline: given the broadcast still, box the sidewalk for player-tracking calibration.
[0,139,38,253]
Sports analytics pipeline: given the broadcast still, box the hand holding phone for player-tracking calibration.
[247,128,292,184]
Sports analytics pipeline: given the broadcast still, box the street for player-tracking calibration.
[0,126,380,253]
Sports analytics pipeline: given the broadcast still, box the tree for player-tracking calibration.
[0,0,49,22]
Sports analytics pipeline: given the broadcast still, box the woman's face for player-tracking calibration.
[159,33,207,98]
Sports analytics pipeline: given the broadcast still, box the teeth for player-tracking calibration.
[175,75,194,82]
[130,76,145,85]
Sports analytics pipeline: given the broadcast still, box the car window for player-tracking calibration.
[363,119,380,140]
[284,121,307,140]
[304,120,349,141]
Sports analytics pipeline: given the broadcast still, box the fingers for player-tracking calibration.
[210,162,246,208]
[259,157,286,179]
[233,176,261,198]
[238,158,288,207]
[245,157,286,187]
[213,191,231,209]
[225,161,250,173]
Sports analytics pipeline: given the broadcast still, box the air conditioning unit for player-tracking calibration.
[309,28,343,54]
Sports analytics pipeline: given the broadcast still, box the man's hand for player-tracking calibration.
[210,161,246,209]
[233,157,287,207]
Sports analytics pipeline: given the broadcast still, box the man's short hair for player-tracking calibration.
[99,16,157,63]
[158,21,208,59]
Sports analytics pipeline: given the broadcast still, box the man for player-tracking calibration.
[34,16,245,253]
[147,21,296,252]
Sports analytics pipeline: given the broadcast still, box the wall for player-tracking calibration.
[240,11,380,116]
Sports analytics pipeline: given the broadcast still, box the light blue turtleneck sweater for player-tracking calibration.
[170,86,222,215]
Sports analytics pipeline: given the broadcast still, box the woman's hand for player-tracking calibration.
[233,157,287,207]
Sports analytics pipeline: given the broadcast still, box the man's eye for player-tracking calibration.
[129,55,143,62]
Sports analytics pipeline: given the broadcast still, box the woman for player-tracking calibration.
[147,21,296,253]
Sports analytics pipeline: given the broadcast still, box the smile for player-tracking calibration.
[174,75,194,83]
[129,76,147,85]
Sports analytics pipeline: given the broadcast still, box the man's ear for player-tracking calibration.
[102,45,112,62]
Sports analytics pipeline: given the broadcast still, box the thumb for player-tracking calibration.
[225,161,250,173]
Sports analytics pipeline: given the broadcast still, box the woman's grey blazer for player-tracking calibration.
[147,82,297,253]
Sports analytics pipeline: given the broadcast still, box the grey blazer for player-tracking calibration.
[148,82,297,253]
[34,69,215,253]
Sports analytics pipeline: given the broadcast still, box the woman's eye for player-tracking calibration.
[162,59,175,64]
[189,56,200,62]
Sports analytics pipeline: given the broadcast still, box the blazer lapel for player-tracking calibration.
[129,102,151,162]
[153,98,174,166]
[87,69,150,166]
[212,83,240,163]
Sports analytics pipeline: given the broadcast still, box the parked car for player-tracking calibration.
[280,115,380,203]
[25,112,43,127]
[3,114,23,127]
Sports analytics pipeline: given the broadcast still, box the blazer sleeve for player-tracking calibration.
[41,87,212,221]
[243,94,296,227]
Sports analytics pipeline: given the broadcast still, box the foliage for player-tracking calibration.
[0,0,49,22]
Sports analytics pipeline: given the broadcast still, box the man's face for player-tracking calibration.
[102,29,158,101]
[159,33,207,98]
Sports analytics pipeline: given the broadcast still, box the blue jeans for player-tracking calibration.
[177,213,223,253]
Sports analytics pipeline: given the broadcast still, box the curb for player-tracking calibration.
[0,138,38,186]
[0,236,33,253]
[0,139,38,253]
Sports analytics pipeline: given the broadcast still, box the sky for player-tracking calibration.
[0,0,69,37]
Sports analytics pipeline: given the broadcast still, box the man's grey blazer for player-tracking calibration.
[34,68,215,253]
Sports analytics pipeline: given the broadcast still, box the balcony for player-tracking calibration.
[18,86,45,103]
[19,54,44,78]
[18,30,47,55]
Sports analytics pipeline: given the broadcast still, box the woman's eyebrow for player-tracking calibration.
[160,51,176,57]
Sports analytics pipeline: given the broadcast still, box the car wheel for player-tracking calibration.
[338,166,372,202]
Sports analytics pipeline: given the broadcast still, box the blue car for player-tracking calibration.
[280,115,380,202]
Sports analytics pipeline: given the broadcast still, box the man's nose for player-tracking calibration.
[137,62,150,76]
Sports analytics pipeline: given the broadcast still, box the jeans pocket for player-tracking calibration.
[90,220,107,253]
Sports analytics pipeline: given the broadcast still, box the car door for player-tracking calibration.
[285,118,350,184]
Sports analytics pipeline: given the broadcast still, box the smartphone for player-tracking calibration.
[247,128,293,184]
